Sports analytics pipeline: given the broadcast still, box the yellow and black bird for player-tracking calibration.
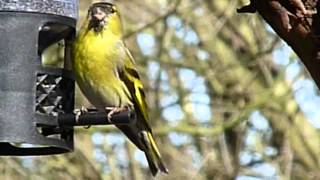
[72,1,168,176]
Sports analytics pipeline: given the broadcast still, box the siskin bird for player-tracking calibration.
[72,2,168,176]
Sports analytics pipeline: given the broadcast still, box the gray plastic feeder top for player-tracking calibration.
[0,0,78,19]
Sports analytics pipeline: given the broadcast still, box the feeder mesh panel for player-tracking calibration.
[36,74,65,116]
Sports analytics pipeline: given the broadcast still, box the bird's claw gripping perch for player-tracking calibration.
[73,106,91,129]
[105,106,129,123]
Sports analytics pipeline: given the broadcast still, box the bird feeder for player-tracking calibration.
[0,0,78,155]
[0,0,136,156]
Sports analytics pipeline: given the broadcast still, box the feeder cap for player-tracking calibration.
[0,0,78,19]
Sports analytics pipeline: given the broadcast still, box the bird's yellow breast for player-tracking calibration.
[72,23,131,108]
[73,28,122,82]
[73,12,124,81]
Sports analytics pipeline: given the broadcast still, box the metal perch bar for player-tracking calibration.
[58,110,137,127]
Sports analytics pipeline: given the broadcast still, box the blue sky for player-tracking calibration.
[273,42,320,128]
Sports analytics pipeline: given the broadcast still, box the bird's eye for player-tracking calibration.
[111,6,116,13]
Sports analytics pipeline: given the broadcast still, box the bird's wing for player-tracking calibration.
[116,43,168,175]
[118,44,152,132]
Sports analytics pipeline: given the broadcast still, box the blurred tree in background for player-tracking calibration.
[1,0,320,179]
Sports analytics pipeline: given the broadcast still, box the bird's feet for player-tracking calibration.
[73,106,91,129]
[105,106,128,123]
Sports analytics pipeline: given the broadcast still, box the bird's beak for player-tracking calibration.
[88,14,107,33]
[93,13,105,21]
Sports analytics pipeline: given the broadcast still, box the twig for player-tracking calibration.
[123,0,182,39]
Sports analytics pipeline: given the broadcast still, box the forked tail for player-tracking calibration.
[143,131,169,176]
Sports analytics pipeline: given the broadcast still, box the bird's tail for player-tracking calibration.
[142,131,169,176]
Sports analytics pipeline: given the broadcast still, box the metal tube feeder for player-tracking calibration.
[0,0,77,155]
